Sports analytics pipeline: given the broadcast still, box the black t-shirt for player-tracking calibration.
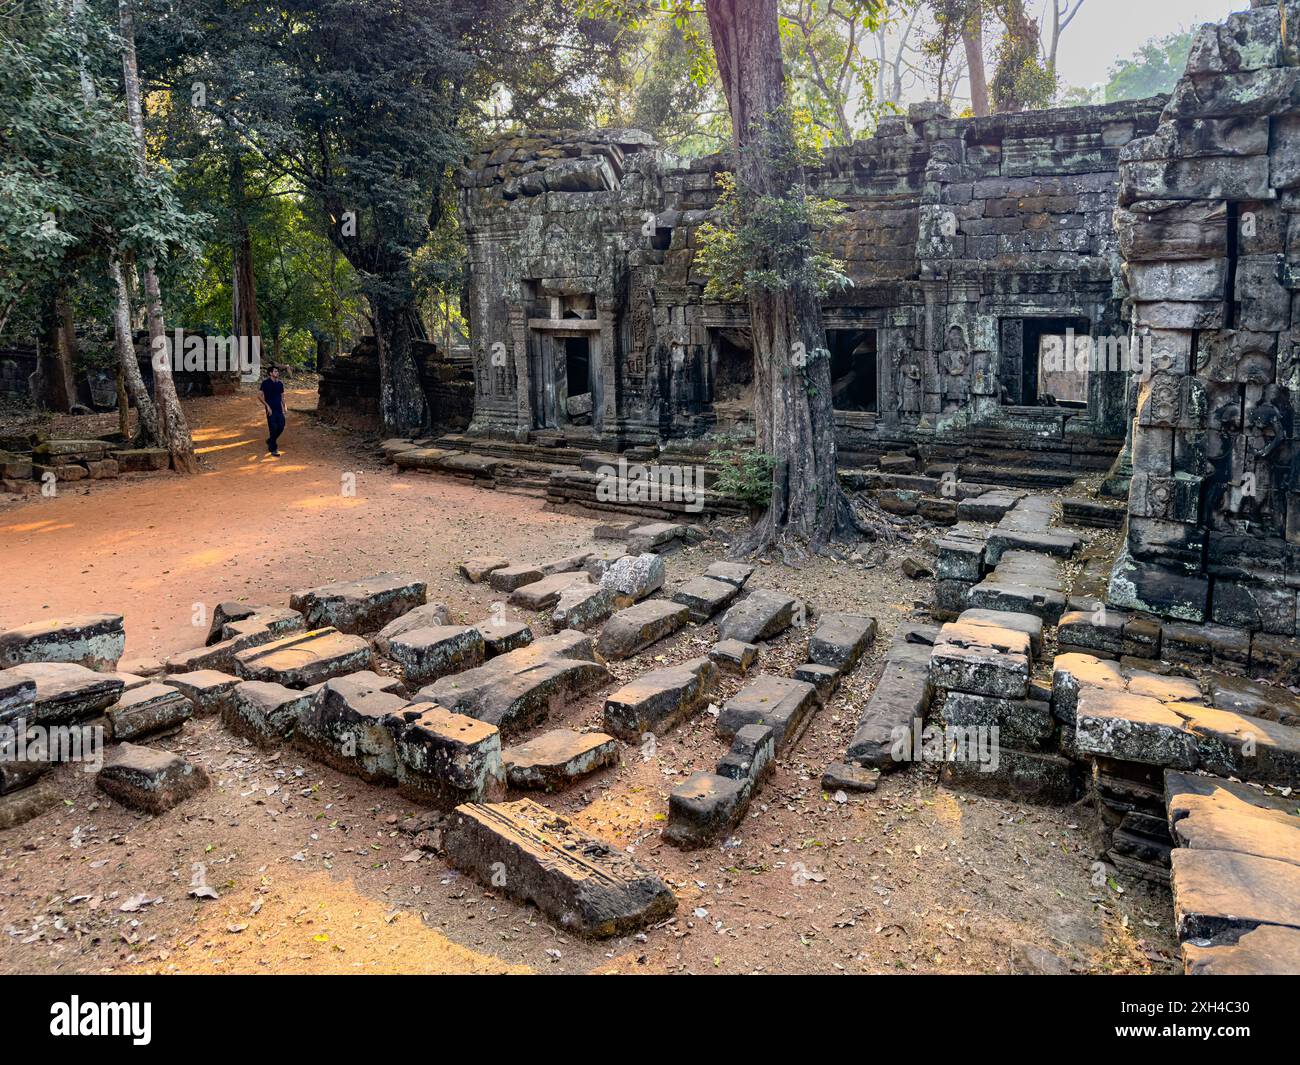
[260,378,284,416]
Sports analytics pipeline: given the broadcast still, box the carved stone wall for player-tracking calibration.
[1108,0,1300,633]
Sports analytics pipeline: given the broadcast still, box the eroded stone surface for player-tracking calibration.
[717,589,801,644]
[603,657,716,741]
[503,729,618,790]
[226,681,313,746]
[598,553,665,605]
[105,682,193,742]
[807,613,876,675]
[374,602,453,655]
[3,663,123,727]
[290,573,427,634]
[0,614,125,671]
[387,625,485,685]
[596,600,689,660]
[385,704,505,806]
[162,670,240,717]
[444,799,676,937]
[97,743,209,814]
[671,576,739,623]
[234,628,374,688]
[716,674,818,750]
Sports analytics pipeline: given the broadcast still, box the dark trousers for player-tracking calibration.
[266,411,285,452]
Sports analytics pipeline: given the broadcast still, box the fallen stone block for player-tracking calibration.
[942,747,1077,804]
[234,628,373,688]
[709,639,757,675]
[488,564,545,593]
[110,448,169,473]
[930,622,1031,699]
[387,625,485,685]
[509,572,590,612]
[226,681,313,746]
[3,663,123,727]
[627,522,685,553]
[671,576,739,622]
[0,669,37,723]
[941,690,1055,751]
[373,602,453,655]
[97,743,208,814]
[0,613,125,671]
[503,729,618,791]
[603,657,716,741]
[550,583,614,632]
[598,553,665,605]
[474,619,533,657]
[716,674,818,751]
[807,612,876,675]
[417,631,610,734]
[295,674,409,781]
[821,762,880,793]
[1162,621,1250,669]
[936,526,987,582]
[793,663,840,704]
[290,573,427,634]
[385,704,505,806]
[539,552,594,576]
[715,723,776,786]
[459,557,509,583]
[1171,848,1300,942]
[105,682,193,742]
[703,561,755,589]
[1182,924,1300,976]
[1209,674,1300,728]
[221,606,307,644]
[845,628,936,768]
[206,602,259,645]
[0,775,61,829]
[957,608,1043,658]
[1057,608,1127,657]
[596,600,690,661]
[1173,702,1300,787]
[717,589,802,644]
[444,799,677,937]
[663,772,747,848]
[1073,688,1199,769]
[966,577,1066,625]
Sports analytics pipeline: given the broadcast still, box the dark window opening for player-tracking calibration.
[564,336,591,397]
[711,330,753,407]
[827,329,878,412]
[651,226,673,251]
[1017,317,1091,407]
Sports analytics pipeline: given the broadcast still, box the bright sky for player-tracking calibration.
[1052,0,1244,89]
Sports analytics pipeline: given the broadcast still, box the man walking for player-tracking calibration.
[259,365,286,456]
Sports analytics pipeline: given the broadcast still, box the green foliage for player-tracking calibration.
[988,0,1056,113]
[695,170,850,303]
[0,0,204,336]
[708,433,776,508]
[1103,31,1194,103]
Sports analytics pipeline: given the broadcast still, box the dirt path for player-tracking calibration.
[0,388,1181,975]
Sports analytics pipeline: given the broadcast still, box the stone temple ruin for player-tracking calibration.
[6,2,1300,976]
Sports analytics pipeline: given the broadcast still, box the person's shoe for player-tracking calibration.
[270,450,281,457]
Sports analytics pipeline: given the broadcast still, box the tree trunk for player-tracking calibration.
[40,285,78,412]
[118,0,198,472]
[704,0,848,556]
[115,363,130,440]
[229,151,261,349]
[109,258,161,445]
[372,296,430,435]
[963,8,990,117]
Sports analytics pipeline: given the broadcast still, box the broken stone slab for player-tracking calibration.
[709,639,757,676]
[488,564,546,592]
[793,663,840,705]
[1209,674,1300,728]
[1182,924,1300,976]
[443,799,677,937]
[1073,688,1200,769]
[105,682,193,742]
[807,612,877,675]
[96,743,209,814]
[821,761,880,793]
[1171,848,1300,943]
[0,775,60,829]
[717,589,802,645]
[387,625,485,685]
[966,577,1067,625]
[936,526,987,582]
[550,583,614,632]
[1057,608,1127,657]
[595,600,690,661]
[161,670,240,723]
[538,552,595,577]
[663,772,747,848]
[473,619,533,657]
[509,572,592,611]
[459,557,510,583]
[671,576,739,622]
[1173,703,1300,787]
[111,448,170,473]
[602,657,717,741]
[3,663,123,727]
[1162,621,1251,669]
[985,528,1080,564]
[234,628,374,688]
[503,729,618,791]
[957,608,1043,658]
[1167,784,1300,869]
[385,704,505,806]
[703,561,755,589]
[1051,653,1204,725]
[226,681,313,746]
[846,628,937,770]
[416,631,611,734]
[715,723,777,786]
[956,489,1025,523]
[206,602,258,645]
[626,521,685,554]
[290,573,428,634]
[220,606,306,644]
[0,613,125,671]
[373,602,453,655]
[598,553,665,605]
[930,622,1031,699]
[294,674,409,781]
[716,674,819,751]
